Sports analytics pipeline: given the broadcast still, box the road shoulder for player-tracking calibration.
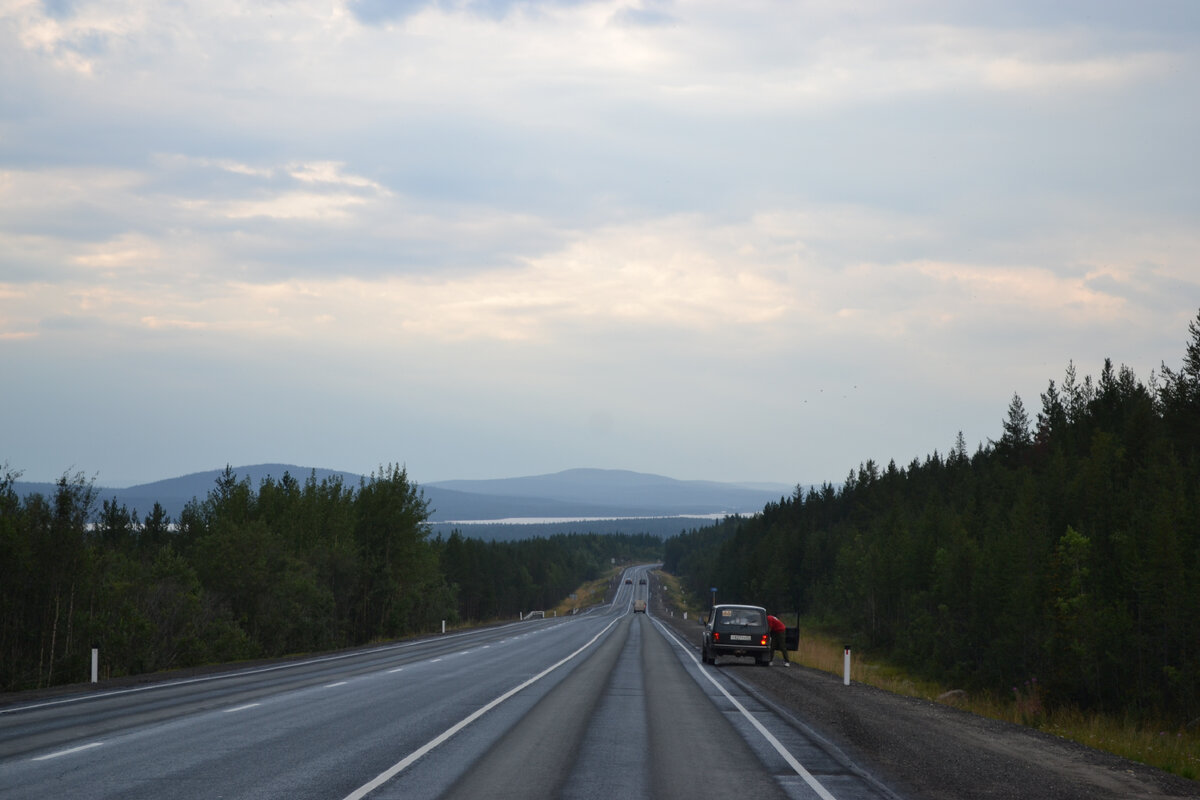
[655,608,1199,800]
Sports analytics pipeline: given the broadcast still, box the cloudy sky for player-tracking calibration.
[2,0,1198,490]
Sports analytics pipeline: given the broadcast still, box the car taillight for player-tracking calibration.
[713,632,721,643]
[760,635,769,646]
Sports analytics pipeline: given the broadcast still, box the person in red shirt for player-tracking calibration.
[766,614,790,666]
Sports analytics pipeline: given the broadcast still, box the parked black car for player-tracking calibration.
[701,604,771,666]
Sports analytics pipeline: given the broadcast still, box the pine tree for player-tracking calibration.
[995,392,1032,457]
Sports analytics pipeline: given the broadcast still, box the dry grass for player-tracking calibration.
[549,566,623,617]
[652,570,701,621]
[792,626,1199,781]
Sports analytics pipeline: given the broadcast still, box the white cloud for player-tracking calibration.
[71,233,164,271]
[2,0,1197,484]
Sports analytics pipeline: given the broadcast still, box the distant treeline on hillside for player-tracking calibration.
[666,309,1200,724]
[0,464,661,692]
[429,516,723,541]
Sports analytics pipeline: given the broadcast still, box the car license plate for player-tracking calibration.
[730,634,751,641]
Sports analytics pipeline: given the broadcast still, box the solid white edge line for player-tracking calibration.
[652,617,840,800]
[340,616,620,800]
[32,742,103,761]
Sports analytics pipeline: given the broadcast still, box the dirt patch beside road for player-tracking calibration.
[657,607,1198,800]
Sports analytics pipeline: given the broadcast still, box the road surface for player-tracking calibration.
[1,566,897,799]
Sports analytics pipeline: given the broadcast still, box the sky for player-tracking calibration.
[2,0,1198,490]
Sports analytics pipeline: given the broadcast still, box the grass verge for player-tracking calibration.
[550,565,623,617]
[794,624,1199,781]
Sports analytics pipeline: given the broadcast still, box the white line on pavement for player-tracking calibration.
[341,617,620,800]
[1,622,533,716]
[654,618,839,800]
[223,703,262,713]
[33,742,103,761]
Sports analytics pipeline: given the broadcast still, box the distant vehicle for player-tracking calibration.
[638,578,647,585]
[633,599,646,613]
[701,604,771,666]
[625,579,633,585]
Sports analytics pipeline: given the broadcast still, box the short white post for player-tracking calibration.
[91,647,99,684]
[442,620,446,634]
[683,611,687,620]
[843,645,851,686]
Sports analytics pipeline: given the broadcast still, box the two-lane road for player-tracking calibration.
[0,566,899,799]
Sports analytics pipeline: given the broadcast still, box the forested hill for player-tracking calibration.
[666,309,1200,725]
[11,466,789,525]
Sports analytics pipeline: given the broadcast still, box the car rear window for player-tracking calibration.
[715,608,765,628]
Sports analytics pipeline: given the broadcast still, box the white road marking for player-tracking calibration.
[655,618,840,800]
[33,742,103,761]
[341,617,620,800]
[223,703,261,713]
[387,667,404,673]
[325,681,348,688]
[0,622,532,716]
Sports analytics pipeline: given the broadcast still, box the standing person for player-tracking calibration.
[766,614,790,666]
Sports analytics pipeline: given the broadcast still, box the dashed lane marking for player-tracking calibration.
[33,742,103,761]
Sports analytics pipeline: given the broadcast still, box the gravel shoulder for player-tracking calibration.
[656,605,1199,800]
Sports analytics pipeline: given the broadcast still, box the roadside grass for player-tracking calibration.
[549,566,623,617]
[652,571,699,621]
[793,626,1199,781]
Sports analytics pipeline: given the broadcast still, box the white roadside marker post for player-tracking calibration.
[843,645,851,686]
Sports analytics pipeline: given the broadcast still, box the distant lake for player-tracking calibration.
[440,513,733,525]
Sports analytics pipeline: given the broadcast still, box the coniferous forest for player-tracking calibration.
[666,309,1200,724]
[0,463,660,692]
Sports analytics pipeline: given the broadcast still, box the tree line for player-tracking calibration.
[0,463,661,692]
[666,309,1200,724]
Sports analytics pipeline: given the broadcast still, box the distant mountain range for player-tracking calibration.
[12,464,796,524]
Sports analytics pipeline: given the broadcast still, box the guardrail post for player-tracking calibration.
[843,645,851,686]
[91,647,98,683]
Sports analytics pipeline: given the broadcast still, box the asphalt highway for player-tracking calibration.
[0,566,901,800]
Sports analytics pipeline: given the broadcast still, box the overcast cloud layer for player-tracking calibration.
[2,0,1198,489]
